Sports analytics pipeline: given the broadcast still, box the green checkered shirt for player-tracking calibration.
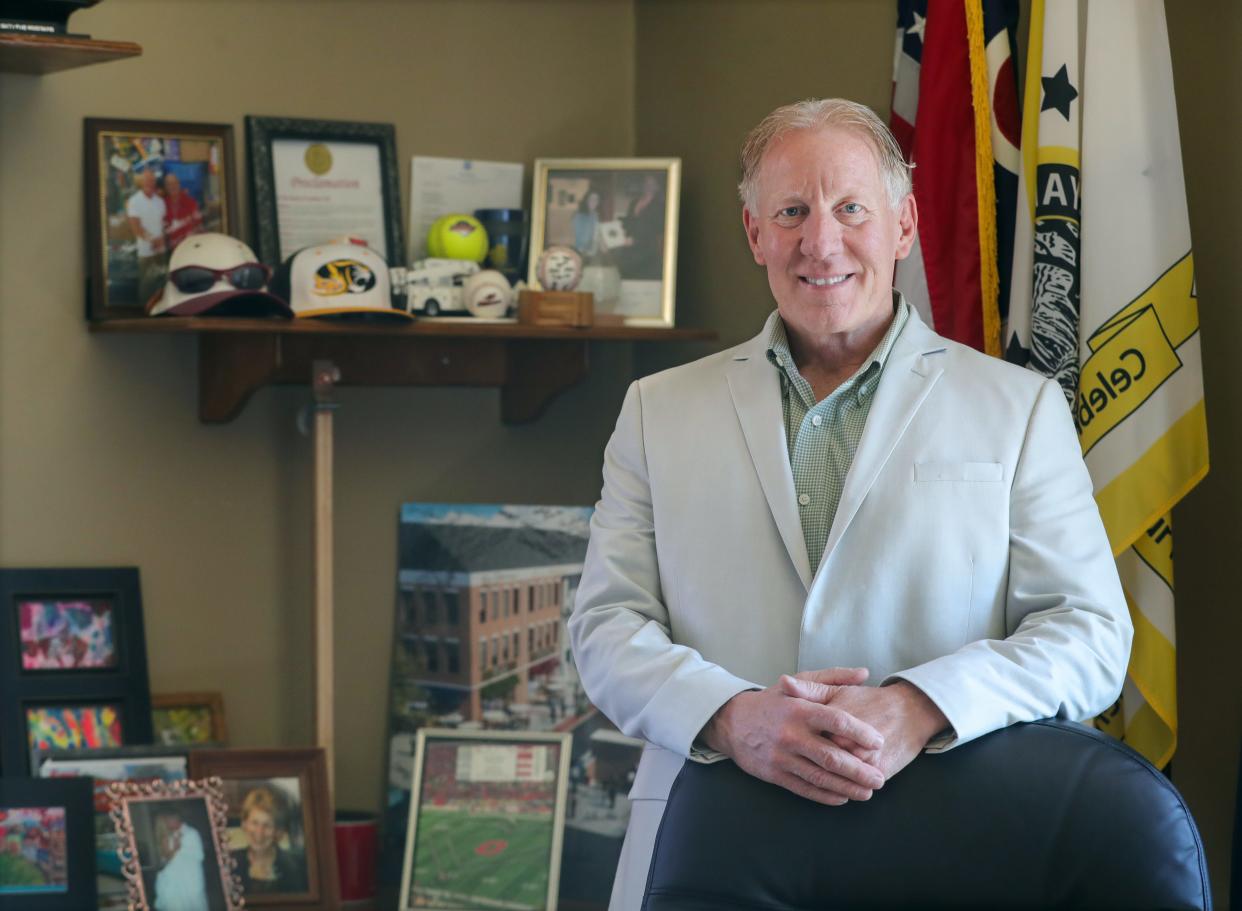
[766,295,910,572]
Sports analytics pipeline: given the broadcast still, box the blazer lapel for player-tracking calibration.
[819,310,947,571]
[726,324,813,591]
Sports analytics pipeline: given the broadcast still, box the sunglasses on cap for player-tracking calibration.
[168,262,271,295]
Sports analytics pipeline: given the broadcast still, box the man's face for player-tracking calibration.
[140,170,156,195]
[742,126,916,344]
[164,173,181,197]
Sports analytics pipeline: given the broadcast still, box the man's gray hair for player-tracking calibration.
[738,98,914,211]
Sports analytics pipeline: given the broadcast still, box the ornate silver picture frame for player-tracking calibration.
[107,778,244,911]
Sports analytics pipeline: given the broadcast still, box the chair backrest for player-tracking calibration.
[643,719,1211,910]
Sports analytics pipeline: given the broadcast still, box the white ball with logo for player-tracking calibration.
[462,269,515,319]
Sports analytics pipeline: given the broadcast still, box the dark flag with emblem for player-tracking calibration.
[890,0,1019,357]
[1006,0,1208,769]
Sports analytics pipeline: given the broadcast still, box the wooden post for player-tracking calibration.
[311,360,340,808]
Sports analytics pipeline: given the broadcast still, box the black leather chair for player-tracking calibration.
[643,719,1210,910]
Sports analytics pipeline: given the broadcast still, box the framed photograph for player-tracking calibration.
[0,568,153,775]
[107,778,243,911]
[188,747,338,909]
[84,118,237,321]
[383,503,639,910]
[529,158,680,327]
[0,776,97,911]
[36,746,190,911]
[399,728,572,911]
[246,115,403,266]
[153,692,228,746]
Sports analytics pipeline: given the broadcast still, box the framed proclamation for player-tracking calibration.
[245,116,403,267]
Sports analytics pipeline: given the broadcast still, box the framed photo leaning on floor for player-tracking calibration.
[399,728,572,911]
[0,776,97,911]
[107,778,242,911]
[188,747,338,910]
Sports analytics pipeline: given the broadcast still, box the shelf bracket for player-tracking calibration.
[500,339,590,424]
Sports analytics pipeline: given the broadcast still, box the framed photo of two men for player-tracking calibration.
[84,117,237,321]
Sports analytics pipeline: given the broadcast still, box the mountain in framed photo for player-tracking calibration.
[383,503,642,909]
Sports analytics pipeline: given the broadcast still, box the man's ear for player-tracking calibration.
[742,206,766,265]
[894,193,918,261]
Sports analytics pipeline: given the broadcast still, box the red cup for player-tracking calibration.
[334,810,379,904]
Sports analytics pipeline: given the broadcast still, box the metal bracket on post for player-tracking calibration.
[309,359,339,809]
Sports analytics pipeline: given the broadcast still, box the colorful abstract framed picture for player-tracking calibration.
[107,778,243,911]
[152,692,228,746]
[0,776,97,911]
[0,568,152,775]
[399,728,572,911]
[188,747,339,909]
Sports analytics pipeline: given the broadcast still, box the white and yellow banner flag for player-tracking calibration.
[1006,0,1208,768]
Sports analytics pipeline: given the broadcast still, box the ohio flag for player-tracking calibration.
[891,0,1020,356]
[1006,0,1208,768]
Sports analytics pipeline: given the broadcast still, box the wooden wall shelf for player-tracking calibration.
[90,318,717,424]
[0,33,142,75]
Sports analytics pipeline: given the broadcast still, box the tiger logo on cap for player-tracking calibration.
[314,259,376,296]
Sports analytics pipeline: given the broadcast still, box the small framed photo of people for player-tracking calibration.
[530,158,680,327]
[106,779,242,911]
[399,728,573,911]
[0,776,97,911]
[188,747,338,910]
[36,746,190,911]
[0,568,153,775]
[152,692,229,747]
[84,118,237,321]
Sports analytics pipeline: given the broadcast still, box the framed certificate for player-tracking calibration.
[245,116,403,266]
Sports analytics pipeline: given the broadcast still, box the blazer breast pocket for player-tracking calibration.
[913,461,1004,483]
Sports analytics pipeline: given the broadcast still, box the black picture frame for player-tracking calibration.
[245,115,403,267]
[83,117,238,321]
[0,776,97,911]
[0,568,153,775]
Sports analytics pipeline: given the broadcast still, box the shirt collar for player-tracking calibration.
[765,291,910,404]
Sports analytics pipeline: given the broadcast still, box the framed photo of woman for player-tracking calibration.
[107,779,242,911]
[188,748,338,910]
[530,158,681,327]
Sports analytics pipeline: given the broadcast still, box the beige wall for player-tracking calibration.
[635,0,1240,905]
[2,0,1237,904]
[0,0,637,813]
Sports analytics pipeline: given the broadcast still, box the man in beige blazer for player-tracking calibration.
[568,99,1132,910]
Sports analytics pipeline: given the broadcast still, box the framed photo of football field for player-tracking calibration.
[398,728,571,911]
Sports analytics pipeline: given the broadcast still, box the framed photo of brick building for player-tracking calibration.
[382,504,643,910]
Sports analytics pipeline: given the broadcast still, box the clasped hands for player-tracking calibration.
[699,667,948,806]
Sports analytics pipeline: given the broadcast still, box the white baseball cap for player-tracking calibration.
[147,233,292,317]
[270,240,411,321]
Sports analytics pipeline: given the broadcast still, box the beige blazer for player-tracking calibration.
[568,307,1131,909]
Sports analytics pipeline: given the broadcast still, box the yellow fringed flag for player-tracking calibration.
[1006,0,1208,768]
